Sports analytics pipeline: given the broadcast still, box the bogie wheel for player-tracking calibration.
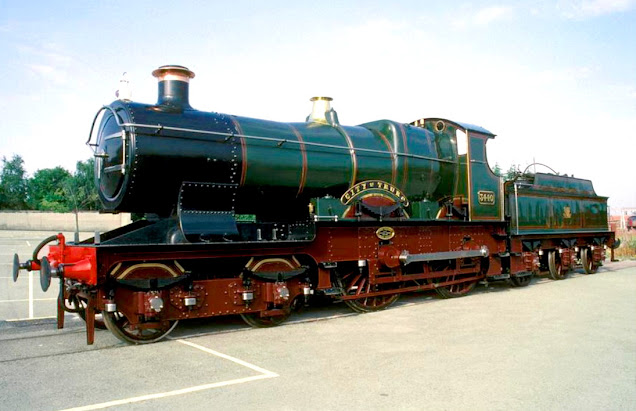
[64,295,107,330]
[581,248,598,274]
[239,257,300,328]
[337,271,400,313]
[77,305,107,330]
[510,273,533,287]
[103,311,178,344]
[548,250,568,280]
[241,309,291,328]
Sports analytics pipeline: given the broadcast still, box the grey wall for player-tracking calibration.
[0,211,131,232]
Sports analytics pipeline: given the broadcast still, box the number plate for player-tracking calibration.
[477,191,496,205]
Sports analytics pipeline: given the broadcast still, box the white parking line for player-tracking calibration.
[57,339,278,411]
[0,298,56,303]
[6,315,57,321]
[59,374,275,411]
[28,271,34,318]
[176,339,278,376]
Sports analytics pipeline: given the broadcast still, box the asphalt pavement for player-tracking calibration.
[0,257,634,411]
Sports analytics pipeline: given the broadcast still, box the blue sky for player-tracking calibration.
[1,0,635,209]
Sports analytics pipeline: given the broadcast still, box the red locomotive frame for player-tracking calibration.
[25,216,608,345]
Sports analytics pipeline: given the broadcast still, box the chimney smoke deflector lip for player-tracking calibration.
[152,65,195,109]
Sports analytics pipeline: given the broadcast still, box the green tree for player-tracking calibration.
[505,164,521,181]
[0,155,29,209]
[28,167,72,211]
[64,158,100,211]
[492,163,503,177]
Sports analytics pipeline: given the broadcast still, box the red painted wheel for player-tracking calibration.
[241,310,291,327]
[510,273,533,287]
[581,248,598,274]
[428,260,481,298]
[103,311,178,344]
[75,298,107,330]
[338,271,400,313]
[548,250,568,280]
[432,274,478,298]
[60,285,107,330]
[240,257,299,328]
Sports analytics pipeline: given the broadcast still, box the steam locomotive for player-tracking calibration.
[12,65,616,344]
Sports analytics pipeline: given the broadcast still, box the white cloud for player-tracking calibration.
[16,43,74,85]
[28,64,55,75]
[452,5,514,29]
[17,44,72,65]
[558,0,635,18]
[474,6,514,25]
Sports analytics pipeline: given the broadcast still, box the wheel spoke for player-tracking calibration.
[356,277,367,296]
[430,265,479,298]
[338,271,399,313]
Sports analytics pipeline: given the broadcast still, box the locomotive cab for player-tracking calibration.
[411,118,503,222]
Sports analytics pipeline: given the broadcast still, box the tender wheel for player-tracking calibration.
[581,248,598,274]
[338,271,400,313]
[548,250,568,280]
[510,273,533,287]
[103,311,178,344]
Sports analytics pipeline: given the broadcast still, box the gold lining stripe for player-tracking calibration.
[116,263,180,280]
[397,123,409,190]
[229,116,248,187]
[472,216,503,221]
[342,201,411,219]
[248,258,298,271]
[466,131,473,222]
[292,256,301,266]
[375,129,397,186]
[288,124,307,196]
[336,126,357,187]
[109,262,122,277]
[174,260,185,273]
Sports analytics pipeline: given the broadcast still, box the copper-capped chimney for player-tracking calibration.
[151,65,195,109]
